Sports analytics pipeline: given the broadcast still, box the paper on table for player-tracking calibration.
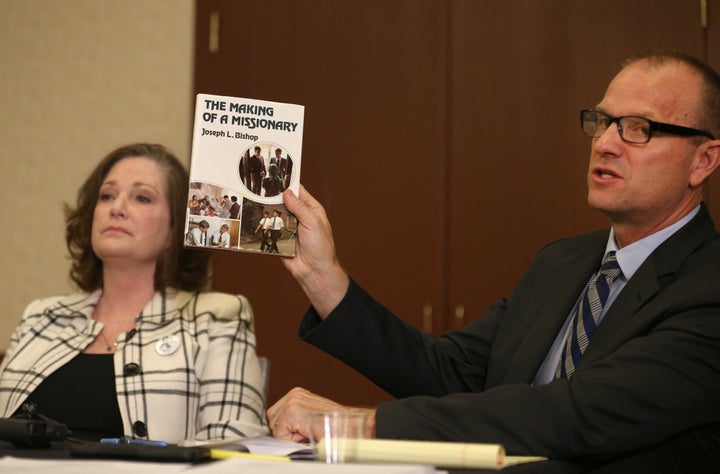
[320,438,546,470]
[179,435,313,459]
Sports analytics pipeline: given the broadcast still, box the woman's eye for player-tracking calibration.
[99,193,113,201]
[137,195,151,203]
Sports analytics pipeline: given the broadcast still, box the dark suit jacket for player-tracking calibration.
[300,203,720,473]
[229,202,240,219]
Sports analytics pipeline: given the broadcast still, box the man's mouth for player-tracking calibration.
[594,167,618,179]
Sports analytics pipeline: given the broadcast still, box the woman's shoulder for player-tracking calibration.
[197,291,252,314]
[22,291,99,319]
[170,290,254,323]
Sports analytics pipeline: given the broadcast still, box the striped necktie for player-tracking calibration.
[556,251,622,380]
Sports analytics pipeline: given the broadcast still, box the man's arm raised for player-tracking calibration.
[282,186,350,318]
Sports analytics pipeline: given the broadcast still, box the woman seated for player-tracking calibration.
[0,143,268,442]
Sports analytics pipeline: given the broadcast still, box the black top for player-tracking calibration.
[17,353,124,440]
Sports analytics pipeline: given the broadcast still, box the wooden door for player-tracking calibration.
[704,0,720,220]
[447,0,705,330]
[194,0,447,406]
[195,0,712,409]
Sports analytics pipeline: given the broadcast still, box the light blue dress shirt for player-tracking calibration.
[532,205,700,386]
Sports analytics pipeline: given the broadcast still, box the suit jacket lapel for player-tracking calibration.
[579,203,715,367]
[500,232,609,384]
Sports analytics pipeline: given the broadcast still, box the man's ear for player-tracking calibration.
[690,139,720,187]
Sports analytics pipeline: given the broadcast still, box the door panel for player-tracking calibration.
[194,0,447,406]
[447,0,703,328]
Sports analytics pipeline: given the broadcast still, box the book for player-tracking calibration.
[318,438,547,470]
[184,93,304,256]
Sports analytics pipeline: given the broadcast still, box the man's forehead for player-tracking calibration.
[599,61,700,119]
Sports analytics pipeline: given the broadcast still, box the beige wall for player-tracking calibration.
[0,0,194,349]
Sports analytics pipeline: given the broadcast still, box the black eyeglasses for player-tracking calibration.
[580,109,715,144]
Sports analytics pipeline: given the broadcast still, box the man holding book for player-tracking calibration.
[267,51,720,472]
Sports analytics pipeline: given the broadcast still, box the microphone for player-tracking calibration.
[0,402,71,447]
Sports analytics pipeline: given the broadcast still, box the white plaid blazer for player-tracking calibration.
[0,289,269,442]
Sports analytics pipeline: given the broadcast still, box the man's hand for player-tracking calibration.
[281,186,350,318]
[267,387,376,442]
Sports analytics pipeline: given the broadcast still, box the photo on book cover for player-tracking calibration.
[184,93,304,256]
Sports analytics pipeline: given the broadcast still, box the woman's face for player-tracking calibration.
[91,156,172,268]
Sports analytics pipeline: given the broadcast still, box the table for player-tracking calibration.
[0,441,577,473]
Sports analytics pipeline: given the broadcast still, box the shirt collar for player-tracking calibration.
[605,205,700,280]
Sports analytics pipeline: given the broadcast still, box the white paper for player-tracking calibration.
[179,435,311,458]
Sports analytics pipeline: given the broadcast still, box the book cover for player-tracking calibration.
[184,93,304,256]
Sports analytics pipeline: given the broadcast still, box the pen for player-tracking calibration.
[100,437,168,447]
[210,449,291,462]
